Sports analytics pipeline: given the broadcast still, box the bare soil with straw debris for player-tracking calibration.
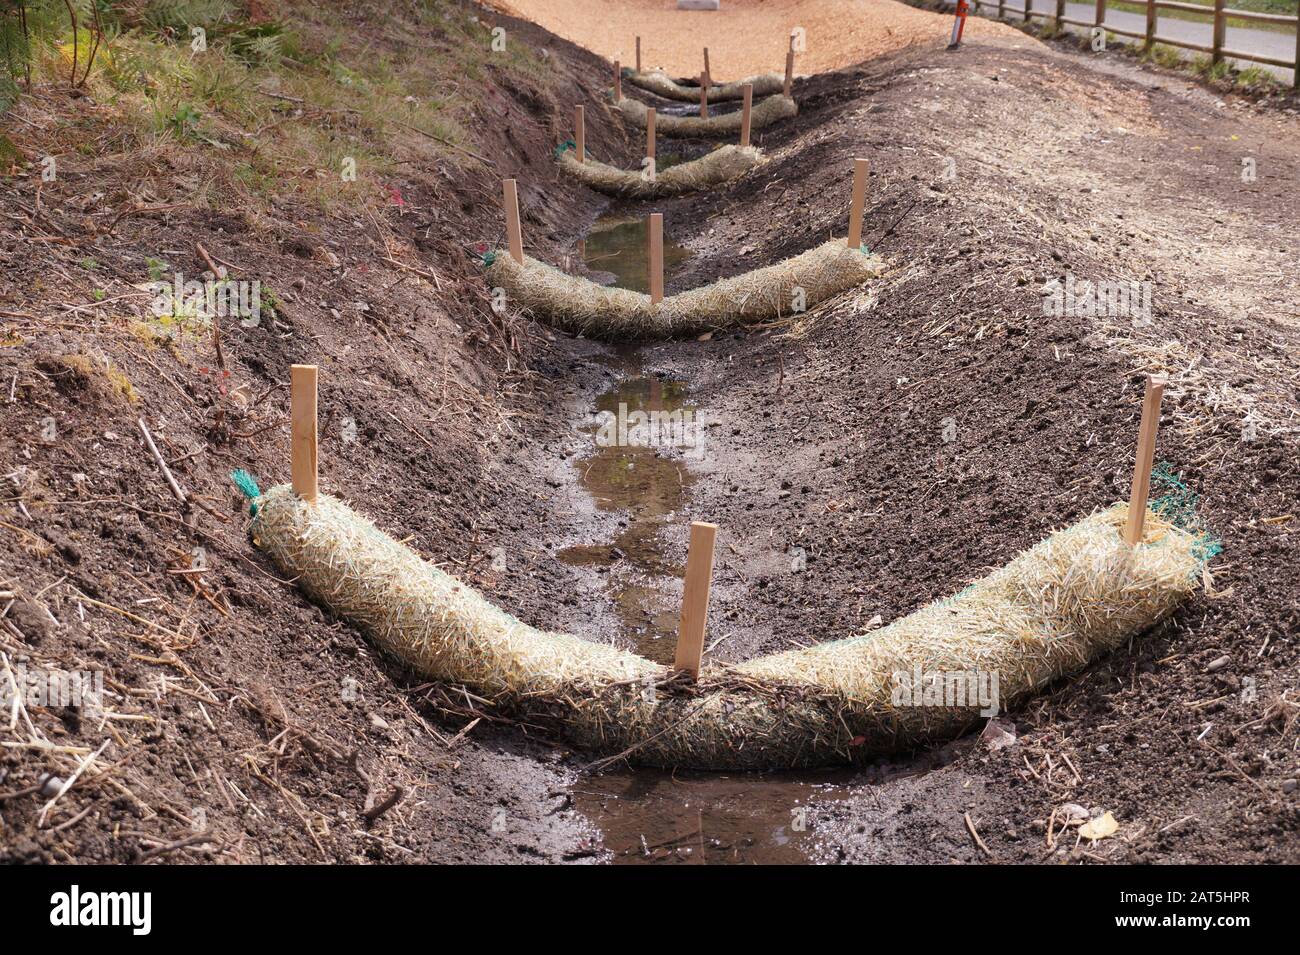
[1,0,1297,864]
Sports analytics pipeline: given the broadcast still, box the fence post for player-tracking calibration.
[1056,0,1066,29]
[1212,0,1226,64]
[1295,0,1299,89]
[998,0,1005,19]
[1095,0,1106,30]
[1145,0,1156,49]
[1025,0,1032,22]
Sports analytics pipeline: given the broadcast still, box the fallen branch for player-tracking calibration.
[138,418,188,506]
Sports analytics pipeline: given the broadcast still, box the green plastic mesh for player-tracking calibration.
[230,469,262,516]
[1150,461,1222,567]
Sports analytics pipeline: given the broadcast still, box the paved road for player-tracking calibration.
[967,0,1297,82]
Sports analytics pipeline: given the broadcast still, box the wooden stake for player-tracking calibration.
[784,49,794,97]
[648,213,664,305]
[699,72,709,118]
[290,364,318,504]
[674,521,718,679]
[703,46,710,83]
[614,60,622,101]
[739,84,753,147]
[1124,376,1166,546]
[502,178,523,264]
[646,107,656,160]
[574,105,585,165]
[636,35,641,72]
[846,158,869,250]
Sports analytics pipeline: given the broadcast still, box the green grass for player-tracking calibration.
[4,0,553,213]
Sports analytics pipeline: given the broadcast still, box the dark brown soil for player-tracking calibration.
[1,2,1297,865]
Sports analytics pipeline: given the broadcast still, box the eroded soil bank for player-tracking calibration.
[2,0,1298,864]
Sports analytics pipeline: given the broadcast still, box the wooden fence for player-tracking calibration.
[962,0,1300,87]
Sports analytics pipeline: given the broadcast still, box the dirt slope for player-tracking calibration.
[0,0,632,865]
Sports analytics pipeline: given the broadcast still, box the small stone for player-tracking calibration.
[1206,654,1232,673]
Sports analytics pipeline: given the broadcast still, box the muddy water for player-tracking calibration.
[574,769,855,864]
[558,357,853,864]
[581,214,692,293]
[563,215,902,865]
[564,362,871,863]
[557,366,696,663]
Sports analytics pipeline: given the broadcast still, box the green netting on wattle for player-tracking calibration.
[1151,461,1222,567]
[230,468,262,516]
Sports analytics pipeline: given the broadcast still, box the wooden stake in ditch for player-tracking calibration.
[502,178,524,264]
[1123,376,1166,546]
[846,158,869,250]
[648,212,664,305]
[646,107,656,164]
[703,46,711,83]
[699,72,709,118]
[614,59,622,101]
[673,521,718,679]
[739,84,753,147]
[290,364,318,504]
[636,35,642,72]
[574,105,585,165]
[784,49,795,97]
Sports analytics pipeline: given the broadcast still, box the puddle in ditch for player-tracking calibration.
[573,769,856,864]
[557,360,696,664]
[580,214,692,293]
[563,217,922,865]
[657,100,745,118]
[562,359,868,863]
